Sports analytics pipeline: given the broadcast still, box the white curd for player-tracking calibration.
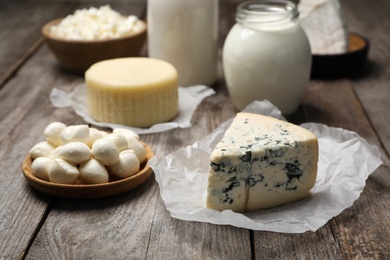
[50,5,143,41]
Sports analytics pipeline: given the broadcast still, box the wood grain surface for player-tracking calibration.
[0,0,389,259]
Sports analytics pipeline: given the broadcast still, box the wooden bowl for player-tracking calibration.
[22,142,154,199]
[42,18,147,74]
[311,32,370,78]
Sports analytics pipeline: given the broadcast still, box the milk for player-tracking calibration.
[223,1,312,115]
[147,0,218,87]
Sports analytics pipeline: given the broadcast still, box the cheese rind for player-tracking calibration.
[206,113,318,212]
[85,58,179,128]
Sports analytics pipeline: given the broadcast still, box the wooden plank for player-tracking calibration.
[141,84,251,259]
[1,0,387,258]
[0,0,147,89]
[331,1,390,258]
[22,56,252,259]
[329,165,390,260]
[252,71,389,260]
[26,176,159,259]
[0,2,79,259]
[0,1,148,257]
[19,1,251,259]
[0,1,76,88]
[339,0,390,156]
[303,80,381,144]
[146,196,251,260]
[304,80,389,259]
[251,0,390,258]
[0,0,145,257]
[253,228,343,260]
[0,0,146,143]
[0,44,86,259]
[219,1,346,258]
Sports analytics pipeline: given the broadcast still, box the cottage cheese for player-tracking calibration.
[50,5,143,40]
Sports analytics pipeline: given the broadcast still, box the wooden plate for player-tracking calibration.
[22,142,154,199]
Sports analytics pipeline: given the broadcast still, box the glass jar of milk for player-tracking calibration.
[223,0,311,115]
[147,0,219,87]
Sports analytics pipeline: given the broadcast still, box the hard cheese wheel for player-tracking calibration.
[85,58,179,128]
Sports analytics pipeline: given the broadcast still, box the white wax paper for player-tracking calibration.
[149,100,383,233]
[50,84,215,134]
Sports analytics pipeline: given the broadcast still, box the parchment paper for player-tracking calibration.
[149,100,383,233]
[50,84,215,134]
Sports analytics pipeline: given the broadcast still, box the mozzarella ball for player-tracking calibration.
[79,158,109,184]
[113,128,140,140]
[29,141,55,159]
[88,127,104,148]
[49,145,63,159]
[91,138,119,166]
[49,158,79,184]
[127,137,147,163]
[44,122,66,146]
[31,157,53,181]
[61,124,90,144]
[108,150,140,179]
[100,131,109,138]
[106,133,128,152]
[57,142,91,164]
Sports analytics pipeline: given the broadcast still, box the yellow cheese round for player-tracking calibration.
[85,57,179,128]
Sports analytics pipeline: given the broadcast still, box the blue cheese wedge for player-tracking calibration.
[206,113,318,212]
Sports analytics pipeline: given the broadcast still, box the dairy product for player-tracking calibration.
[29,141,55,159]
[147,0,218,86]
[29,122,149,184]
[61,125,90,144]
[113,128,140,140]
[106,133,129,152]
[49,158,80,184]
[108,150,140,178]
[127,137,147,163]
[44,122,66,146]
[31,157,53,181]
[58,142,92,164]
[88,128,105,148]
[91,138,120,166]
[223,1,311,115]
[49,146,63,159]
[79,158,109,184]
[49,5,143,41]
[299,0,348,54]
[206,113,318,212]
[85,58,179,128]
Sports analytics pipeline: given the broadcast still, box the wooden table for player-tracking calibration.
[1,0,389,259]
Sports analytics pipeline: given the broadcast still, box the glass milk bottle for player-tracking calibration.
[147,0,219,87]
[223,0,312,115]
